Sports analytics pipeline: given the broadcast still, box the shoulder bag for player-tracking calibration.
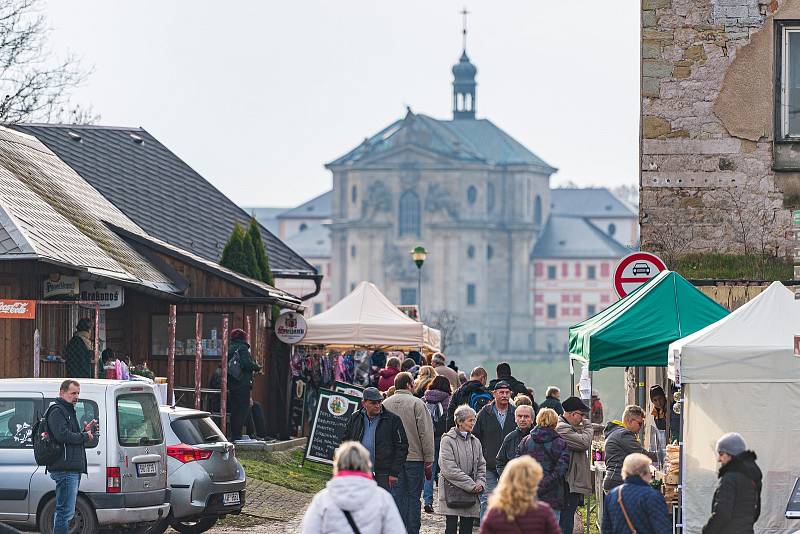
[442,435,479,509]
[342,509,361,534]
[617,486,638,533]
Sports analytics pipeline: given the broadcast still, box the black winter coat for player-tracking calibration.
[539,396,564,415]
[702,451,762,534]
[488,376,529,398]
[447,379,489,428]
[46,398,89,473]
[341,407,408,477]
[472,403,517,472]
[229,341,261,391]
[495,426,531,476]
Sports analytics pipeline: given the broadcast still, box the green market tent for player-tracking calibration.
[569,270,729,371]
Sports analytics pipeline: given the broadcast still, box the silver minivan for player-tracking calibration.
[0,378,170,534]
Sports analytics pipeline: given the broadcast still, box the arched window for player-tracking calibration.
[299,223,308,232]
[608,223,617,237]
[534,195,543,226]
[467,186,477,204]
[487,183,495,212]
[399,190,421,237]
[351,185,358,204]
[467,245,475,259]
[487,245,494,260]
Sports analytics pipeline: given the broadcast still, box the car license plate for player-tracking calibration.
[136,462,157,477]
[223,492,240,505]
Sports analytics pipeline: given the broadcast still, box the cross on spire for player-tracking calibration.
[460,7,469,51]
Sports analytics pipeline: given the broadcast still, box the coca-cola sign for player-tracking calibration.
[0,300,36,320]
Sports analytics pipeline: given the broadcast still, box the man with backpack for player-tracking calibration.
[227,328,261,441]
[446,366,491,429]
[43,380,96,534]
[472,380,517,522]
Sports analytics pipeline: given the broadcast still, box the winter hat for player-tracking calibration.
[562,396,590,413]
[716,432,747,457]
[230,328,247,341]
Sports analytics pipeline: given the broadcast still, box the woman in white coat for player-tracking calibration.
[438,404,487,534]
[301,441,405,534]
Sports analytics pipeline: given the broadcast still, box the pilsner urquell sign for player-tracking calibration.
[0,300,36,319]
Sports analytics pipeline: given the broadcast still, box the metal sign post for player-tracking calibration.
[194,313,203,410]
[220,316,229,436]
[167,305,176,406]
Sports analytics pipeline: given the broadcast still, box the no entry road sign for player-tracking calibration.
[613,252,667,298]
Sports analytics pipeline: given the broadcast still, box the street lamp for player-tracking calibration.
[410,246,427,319]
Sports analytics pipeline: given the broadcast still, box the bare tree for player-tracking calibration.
[641,211,696,268]
[611,184,639,208]
[0,0,94,124]
[425,310,461,354]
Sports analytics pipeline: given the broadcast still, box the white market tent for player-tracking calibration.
[668,282,800,534]
[302,281,441,353]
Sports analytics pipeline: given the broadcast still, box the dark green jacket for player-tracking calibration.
[64,334,92,378]
[229,340,260,390]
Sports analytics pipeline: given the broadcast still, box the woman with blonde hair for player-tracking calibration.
[516,407,570,521]
[414,365,437,397]
[480,456,560,533]
[301,441,405,533]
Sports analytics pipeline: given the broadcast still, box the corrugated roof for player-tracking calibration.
[327,111,556,172]
[283,224,330,258]
[12,124,316,276]
[532,215,631,259]
[550,188,636,218]
[0,126,179,292]
[277,190,332,220]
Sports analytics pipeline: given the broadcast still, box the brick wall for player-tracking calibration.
[639,0,793,259]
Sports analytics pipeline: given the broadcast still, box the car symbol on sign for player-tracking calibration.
[632,262,651,276]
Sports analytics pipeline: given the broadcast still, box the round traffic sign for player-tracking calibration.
[613,252,667,298]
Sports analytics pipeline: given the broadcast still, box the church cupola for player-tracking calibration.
[452,8,477,120]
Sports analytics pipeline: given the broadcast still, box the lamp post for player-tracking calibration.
[410,246,428,320]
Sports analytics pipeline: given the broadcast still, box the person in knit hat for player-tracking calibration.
[702,432,762,534]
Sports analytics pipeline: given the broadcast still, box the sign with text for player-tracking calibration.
[0,300,35,320]
[613,252,667,298]
[79,281,124,309]
[304,389,360,465]
[275,311,307,344]
[43,275,79,299]
[334,380,364,398]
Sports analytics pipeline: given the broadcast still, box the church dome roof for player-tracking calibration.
[452,50,477,80]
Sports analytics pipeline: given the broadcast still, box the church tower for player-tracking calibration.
[452,9,477,120]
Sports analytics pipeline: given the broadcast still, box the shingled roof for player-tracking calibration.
[532,215,631,259]
[12,124,316,276]
[550,188,636,219]
[327,110,556,173]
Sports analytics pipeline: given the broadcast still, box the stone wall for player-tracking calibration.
[640,0,796,258]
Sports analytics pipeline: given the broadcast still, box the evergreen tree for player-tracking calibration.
[220,222,249,275]
[247,217,274,285]
[241,230,263,281]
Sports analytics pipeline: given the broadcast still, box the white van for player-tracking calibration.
[0,378,170,534]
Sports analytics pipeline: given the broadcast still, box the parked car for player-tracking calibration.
[0,378,170,534]
[147,406,246,534]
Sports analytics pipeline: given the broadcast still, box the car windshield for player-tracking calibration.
[117,393,163,447]
[170,416,226,445]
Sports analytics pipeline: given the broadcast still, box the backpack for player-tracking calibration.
[228,347,243,382]
[468,390,493,413]
[427,402,447,436]
[33,404,64,469]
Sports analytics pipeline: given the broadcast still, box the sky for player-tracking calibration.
[43,1,640,209]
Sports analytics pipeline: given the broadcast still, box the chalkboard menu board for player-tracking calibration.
[304,388,361,465]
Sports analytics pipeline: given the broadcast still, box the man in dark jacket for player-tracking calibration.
[488,362,529,399]
[228,329,261,441]
[540,386,564,415]
[341,387,408,491]
[63,318,93,378]
[472,381,517,521]
[603,405,658,493]
[446,366,489,428]
[495,403,534,476]
[47,380,95,534]
[702,433,762,534]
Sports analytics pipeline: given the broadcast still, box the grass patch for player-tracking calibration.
[672,253,792,280]
[238,447,332,494]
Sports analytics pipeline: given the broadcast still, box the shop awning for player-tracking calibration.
[568,270,728,371]
[302,281,441,353]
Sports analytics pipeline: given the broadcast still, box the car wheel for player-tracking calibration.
[39,495,98,534]
[142,516,170,534]
[169,517,218,534]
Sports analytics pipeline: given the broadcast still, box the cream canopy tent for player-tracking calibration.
[302,281,441,353]
[668,282,800,534]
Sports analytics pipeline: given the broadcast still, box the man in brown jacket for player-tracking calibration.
[556,396,594,534]
[383,371,434,534]
[431,352,459,392]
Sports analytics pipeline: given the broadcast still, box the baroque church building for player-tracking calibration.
[326,44,556,358]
